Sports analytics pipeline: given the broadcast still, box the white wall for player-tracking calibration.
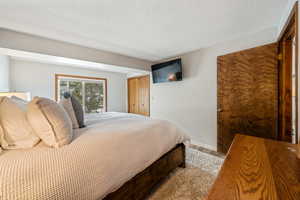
[150,27,278,150]
[0,54,10,92]
[10,59,127,112]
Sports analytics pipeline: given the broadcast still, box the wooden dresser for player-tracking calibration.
[207,134,300,200]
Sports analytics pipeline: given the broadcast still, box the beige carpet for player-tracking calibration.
[147,148,224,200]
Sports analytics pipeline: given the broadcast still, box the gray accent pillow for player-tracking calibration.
[63,92,85,128]
[70,96,85,128]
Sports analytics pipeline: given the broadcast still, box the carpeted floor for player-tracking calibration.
[147,147,224,200]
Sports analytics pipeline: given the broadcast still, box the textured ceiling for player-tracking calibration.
[0,0,288,61]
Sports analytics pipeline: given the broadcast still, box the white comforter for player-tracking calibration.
[0,112,189,200]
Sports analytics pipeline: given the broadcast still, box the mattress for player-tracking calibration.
[0,112,189,200]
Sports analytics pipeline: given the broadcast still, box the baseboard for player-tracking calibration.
[190,140,217,152]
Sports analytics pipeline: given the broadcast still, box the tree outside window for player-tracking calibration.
[56,75,106,113]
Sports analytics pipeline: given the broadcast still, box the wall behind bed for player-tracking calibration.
[10,59,127,112]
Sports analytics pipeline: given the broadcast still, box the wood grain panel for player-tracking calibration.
[138,75,150,116]
[128,78,138,113]
[217,43,279,153]
[279,39,293,142]
[207,135,300,200]
[128,75,150,116]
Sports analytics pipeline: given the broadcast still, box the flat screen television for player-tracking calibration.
[151,58,182,84]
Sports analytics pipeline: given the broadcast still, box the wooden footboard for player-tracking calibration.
[103,143,185,200]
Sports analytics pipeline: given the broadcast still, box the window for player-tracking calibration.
[55,74,107,113]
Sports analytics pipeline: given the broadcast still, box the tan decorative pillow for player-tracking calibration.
[27,97,73,148]
[0,124,3,154]
[0,97,40,149]
[59,98,79,129]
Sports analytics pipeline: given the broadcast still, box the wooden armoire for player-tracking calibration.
[128,75,150,116]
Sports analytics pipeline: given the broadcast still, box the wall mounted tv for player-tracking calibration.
[151,58,182,84]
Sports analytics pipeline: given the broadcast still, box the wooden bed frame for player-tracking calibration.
[103,143,186,200]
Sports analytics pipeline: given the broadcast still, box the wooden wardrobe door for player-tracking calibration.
[138,76,150,116]
[143,75,150,116]
[218,43,279,153]
[128,76,150,116]
[128,78,139,114]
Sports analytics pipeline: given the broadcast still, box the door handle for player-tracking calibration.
[217,109,223,112]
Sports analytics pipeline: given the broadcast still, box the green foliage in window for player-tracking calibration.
[85,82,104,113]
[58,78,105,114]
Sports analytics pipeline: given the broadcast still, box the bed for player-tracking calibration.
[0,112,189,200]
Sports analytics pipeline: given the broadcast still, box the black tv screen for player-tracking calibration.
[151,59,182,84]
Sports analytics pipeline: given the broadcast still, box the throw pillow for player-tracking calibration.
[59,98,80,129]
[27,97,73,148]
[0,97,40,149]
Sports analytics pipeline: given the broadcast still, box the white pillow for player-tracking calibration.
[0,97,40,149]
[27,97,73,148]
[59,98,80,129]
